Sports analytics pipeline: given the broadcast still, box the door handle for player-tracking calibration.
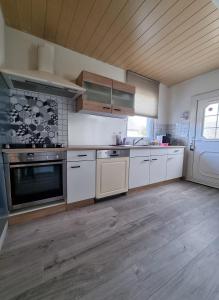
[143,159,150,162]
[190,139,195,151]
[151,158,158,161]
[71,166,80,168]
[77,154,87,157]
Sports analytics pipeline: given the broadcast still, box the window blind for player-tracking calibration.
[126,71,159,118]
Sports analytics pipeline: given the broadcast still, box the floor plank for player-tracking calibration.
[0,181,219,300]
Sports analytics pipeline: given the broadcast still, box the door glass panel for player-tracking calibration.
[205,103,218,116]
[203,115,217,128]
[203,103,219,139]
[112,89,134,108]
[203,128,216,139]
[84,81,111,104]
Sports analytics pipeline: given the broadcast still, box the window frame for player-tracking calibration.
[202,102,219,140]
[126,115,154,139]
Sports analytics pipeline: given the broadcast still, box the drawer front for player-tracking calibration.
[130,148,150,157]
[167,148,184,155]
[67,150,96,161]
[150,148,168,156]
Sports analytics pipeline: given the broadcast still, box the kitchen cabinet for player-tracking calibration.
[129,147,184,189]
[129,156,150,188]
[67,150,96,203]
[96,157,129,198]
[76,71,135,116]
[112,80,135,116]
[76,71,112,114]
[149,155,167,184]
[166,154,184,180]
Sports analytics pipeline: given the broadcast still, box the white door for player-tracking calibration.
[67,161,96,203]
[129,156,150,189]
[96,157,129,199]
[150,155,167,184]
[192,98,219,188]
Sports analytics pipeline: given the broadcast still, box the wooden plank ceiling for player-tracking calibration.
[1,0,219,85]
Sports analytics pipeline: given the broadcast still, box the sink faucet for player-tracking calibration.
[133,137,144,146]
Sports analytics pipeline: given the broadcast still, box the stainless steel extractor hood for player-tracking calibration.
[0,44,85,99]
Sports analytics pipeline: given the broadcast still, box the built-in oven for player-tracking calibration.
[3,151,66,211]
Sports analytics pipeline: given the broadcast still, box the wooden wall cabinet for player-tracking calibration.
[76,71,135,116]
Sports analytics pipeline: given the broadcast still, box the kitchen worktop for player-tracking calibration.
[67,145,185,150]
[2,145,185,153]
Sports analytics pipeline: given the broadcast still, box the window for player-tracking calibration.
[127,115,154,138]
[203,103,219,139]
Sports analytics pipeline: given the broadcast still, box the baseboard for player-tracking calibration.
[66,198,94,210]
[9,203,66,225]
[128,178,182,193]
[0,221,8,251]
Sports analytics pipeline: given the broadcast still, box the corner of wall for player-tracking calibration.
[0,4,5,67]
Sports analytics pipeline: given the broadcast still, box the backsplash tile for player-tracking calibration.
[7,89,68,145]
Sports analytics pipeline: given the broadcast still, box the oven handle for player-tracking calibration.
[9,161,64,168]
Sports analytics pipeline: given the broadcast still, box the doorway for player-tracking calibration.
[188,91,219,188]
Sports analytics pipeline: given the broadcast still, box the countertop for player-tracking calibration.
[2,145,185,153]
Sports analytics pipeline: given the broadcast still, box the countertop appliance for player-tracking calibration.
[3,149,66,211]
[96,149,130,199]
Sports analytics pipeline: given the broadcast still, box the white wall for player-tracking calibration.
[5,27,125,82]
[5,26,170,145]
[0,5,5,66]
[169,68,219,124]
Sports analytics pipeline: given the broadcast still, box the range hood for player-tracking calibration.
[0,44,85,99]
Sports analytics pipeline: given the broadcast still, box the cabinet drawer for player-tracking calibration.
[150,148,168,156]
[130,148,150,157]
[167,148,184,155]
[67,150,96,161]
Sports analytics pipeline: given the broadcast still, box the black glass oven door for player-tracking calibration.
[10,162,63,208]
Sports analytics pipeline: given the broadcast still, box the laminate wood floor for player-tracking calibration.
[1,181,219,300]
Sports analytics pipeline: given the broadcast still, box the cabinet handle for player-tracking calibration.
[77,154,87,157]
[151,158,158,161]
[71,166,80,168]
[102,106,111,110]
[113,108,121,112]
[174,150,180,153]
[144,159,150,162]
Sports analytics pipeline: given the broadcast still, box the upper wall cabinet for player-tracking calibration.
[76,71,135,117]
[112,80,135,116]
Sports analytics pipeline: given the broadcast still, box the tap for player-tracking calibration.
[133,137,144,146]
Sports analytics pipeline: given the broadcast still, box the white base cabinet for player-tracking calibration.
[129,157,150,188]
[149,155,167,184]
[67,151,96,203]
[128,148,184,189]
[166,154,184,180]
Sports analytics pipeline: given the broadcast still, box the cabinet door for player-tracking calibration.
[150,155,167,184]
[129,157,150,189]
[67,161,96,203]
[96,157,129,198]
[166,155,183,180]
[112,80,135,116]
[84,81,112,105]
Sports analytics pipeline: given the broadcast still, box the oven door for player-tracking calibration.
[8,161,64,210]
